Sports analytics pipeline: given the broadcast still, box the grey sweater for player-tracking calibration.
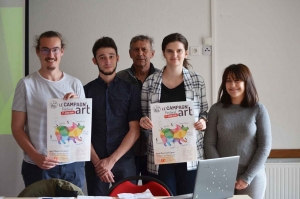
[204,102,272,184]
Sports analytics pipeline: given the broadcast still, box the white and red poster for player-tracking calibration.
[150,101,197,164]
[47,98,92,162]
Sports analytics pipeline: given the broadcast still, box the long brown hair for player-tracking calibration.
[218,64,259,107]
[161,33,191,69]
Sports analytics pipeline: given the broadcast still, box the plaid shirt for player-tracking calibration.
[141,67,208,174]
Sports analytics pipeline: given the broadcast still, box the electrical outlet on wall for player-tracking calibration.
[189,46,200,56]
[202,46,212,55]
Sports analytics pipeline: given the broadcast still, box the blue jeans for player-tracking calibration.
[148,162,197,196]
[21,160,85,189]
[85,156,136,196]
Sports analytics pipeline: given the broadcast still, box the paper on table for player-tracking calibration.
[95,197,114,199]
[38,197,75,199]
[117,189,154,199]
[77,196,113,199]
[77,196,95,199]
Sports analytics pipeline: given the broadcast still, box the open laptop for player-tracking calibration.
[168,156,240,199]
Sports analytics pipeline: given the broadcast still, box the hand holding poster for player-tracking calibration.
[150,101,197,164]
[47,98,92,162]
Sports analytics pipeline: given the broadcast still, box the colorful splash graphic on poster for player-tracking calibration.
[47,98,92,162]
[150,101,197,164]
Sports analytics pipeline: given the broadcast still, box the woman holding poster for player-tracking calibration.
[140,33,208,195]
[204,64,272,199]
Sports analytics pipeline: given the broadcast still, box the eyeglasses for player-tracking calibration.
[40,47,61,55]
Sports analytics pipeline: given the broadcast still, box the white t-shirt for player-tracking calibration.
[12,71,85,164]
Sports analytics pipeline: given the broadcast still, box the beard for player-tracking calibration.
[98,63,117,76]
[46,66,55,71]
[45,58,57,71]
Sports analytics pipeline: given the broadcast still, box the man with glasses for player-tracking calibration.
[117,35,159,181]
[11,31,85,188]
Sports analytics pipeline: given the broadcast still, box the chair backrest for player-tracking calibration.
[108,175,173,197]
[18,178,84,197]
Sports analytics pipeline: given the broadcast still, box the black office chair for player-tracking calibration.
[18,178,84,197]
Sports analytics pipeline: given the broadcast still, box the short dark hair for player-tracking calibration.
[161,33,191,69]
[130,35,154,51]
[218,63,259,107]
[34,31,65,51]
[92,37,118,58]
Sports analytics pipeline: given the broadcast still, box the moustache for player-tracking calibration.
[45,58,57,61]
[136,56,147,60]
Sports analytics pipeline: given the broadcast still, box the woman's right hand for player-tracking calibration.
[139,116,153,129]
[235,178,248,190]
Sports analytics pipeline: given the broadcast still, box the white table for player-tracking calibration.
[3,195,251,199]
[229,195,251,199]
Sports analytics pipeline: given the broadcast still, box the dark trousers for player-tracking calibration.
[134,155,150,184]
[21,160,85,189]
[135,155,148,176]
[85,156,136,196]
[148,162,197,196]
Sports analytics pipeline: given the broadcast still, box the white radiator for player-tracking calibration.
[265,162,300,199]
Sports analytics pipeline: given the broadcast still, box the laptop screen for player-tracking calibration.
[193,156,240,199]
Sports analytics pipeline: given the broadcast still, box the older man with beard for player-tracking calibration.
[11,31,85,188]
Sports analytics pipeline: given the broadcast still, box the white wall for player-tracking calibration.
[0,136,24,196]
[213,0,300,149]
[2,0,300,196]
[1,0,211,196]
[28,0,212,104]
